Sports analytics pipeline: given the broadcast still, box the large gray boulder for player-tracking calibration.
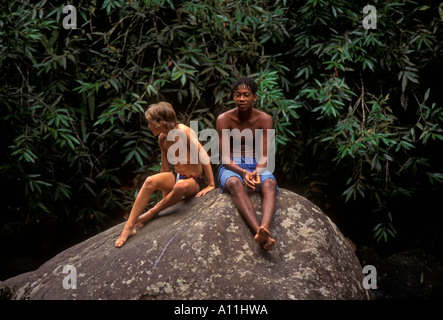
[2,188,371,300]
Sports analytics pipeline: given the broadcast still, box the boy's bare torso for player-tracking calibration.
[218,108,272,157]
[159,124,203,177]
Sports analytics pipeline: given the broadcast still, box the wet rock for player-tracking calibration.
[2,189,371,300]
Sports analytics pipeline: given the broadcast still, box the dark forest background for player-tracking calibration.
[1,0,443,294]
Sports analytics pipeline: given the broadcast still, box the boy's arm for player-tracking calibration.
[195,162,215,197]
[216,115,247,178]
[255,114,273,175]
[159,134,171,199]
[159,134,171,173]
[189,128,215,197]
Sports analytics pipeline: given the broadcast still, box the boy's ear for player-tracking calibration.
[254,94,257,102]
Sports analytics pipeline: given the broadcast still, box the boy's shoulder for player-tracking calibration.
[217,109,242,124]
[159,124,193,145]
[176,123,190,131]
[253,108,272,120]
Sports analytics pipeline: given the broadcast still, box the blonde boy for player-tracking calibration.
[115,102,215,247]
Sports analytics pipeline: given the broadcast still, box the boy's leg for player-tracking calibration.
[258,178,277,249]
[115,172,175,247]
[136,177,200,228]
[225,177,260,234]
[259,178,277,231]
[221,166,276,250]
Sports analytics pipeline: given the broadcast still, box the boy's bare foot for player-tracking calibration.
[135,220,144,229]
[115,227,137,248]
[262,236,276,250]
[135,210,152,229]
[254,226,276,250]
[254,226,270,244]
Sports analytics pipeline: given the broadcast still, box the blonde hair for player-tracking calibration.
[145,101,178,130]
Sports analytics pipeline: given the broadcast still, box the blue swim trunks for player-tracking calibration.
[217,157,278,193]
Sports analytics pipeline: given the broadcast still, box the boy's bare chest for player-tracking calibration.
[227,114,262,130]
[227,121,263,137]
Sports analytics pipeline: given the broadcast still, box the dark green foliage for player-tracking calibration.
[1,0,442,242]
[284,0,443,242]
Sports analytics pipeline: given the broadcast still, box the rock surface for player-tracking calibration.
[2,188,371,300]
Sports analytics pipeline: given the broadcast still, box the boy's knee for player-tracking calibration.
[262,179,277,192]
[142,176,154,190]
[226,176,243,191]
[172,180,188,195]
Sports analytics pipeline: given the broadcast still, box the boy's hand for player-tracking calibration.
[244,170,261,190]
[195,185,215,198]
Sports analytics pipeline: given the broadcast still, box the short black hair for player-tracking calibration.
[231,77,258,95]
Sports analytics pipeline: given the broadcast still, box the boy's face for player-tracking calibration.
[233,85,257,111]
[148,120,163,136]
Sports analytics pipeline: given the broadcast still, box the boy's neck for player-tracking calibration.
[160,123,179,135]
[237,107,253,121]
